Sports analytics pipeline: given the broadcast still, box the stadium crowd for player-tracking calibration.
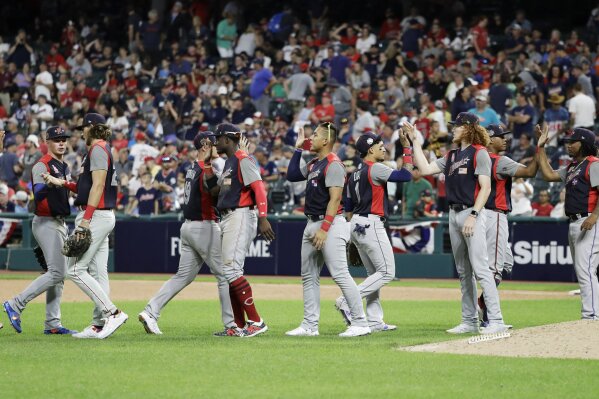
[0,1,598,218]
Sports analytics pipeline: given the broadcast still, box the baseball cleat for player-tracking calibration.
[3,301,22,333]
[446,323,479,334]
[285,326,319,336]
[339,325,371,337]
[72,325,102,339]
[480,323,509,334]
[335,297,352,326]
[138,311,162,335]
[213,327,245,337]
[0,322,3,330]
[371,323,397,333]
[242,319,268,338]
[44,327,78,335]
[97,310,129,339]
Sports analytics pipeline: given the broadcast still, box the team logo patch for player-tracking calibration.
[353,223,370,236]
[366,138,373,145]
[51,165,60,175]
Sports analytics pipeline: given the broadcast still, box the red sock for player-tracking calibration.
[230,276,261,322]
[229,285,246,328]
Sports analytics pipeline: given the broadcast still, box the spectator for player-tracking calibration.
[0,184,15,212]
[30,94,54,132]
[115,148,133,177]
[0,137,20,189]
[401,19,423,56]
[510,178,534,216]
[468,94,500,127]
[451,87,474,120]
[254,147,279,183]
[507,91,535,141]
[249,59,275,117]
[284,64,316,114]
[137,9,162,63]
[568,83,596,129]
[550,188,566,219]
[154,155,178,212]
[402,167,432,218]
[341,144,362,174]
[471,16,489,55]
[19,134,42,188]
[543,94,570,148]
[356,25,376,54]
[7,30,33,69]
[328,78,352,126]
[13,190,29,213]
[508,134,536,164]
[532,189,554,216]
[352,100,376,141]
[129,172,161,215]
[488,73,512,120]
[130,132,159,175]
[414,189,438,218]
[216,12,237,59]
[571,62,596,102]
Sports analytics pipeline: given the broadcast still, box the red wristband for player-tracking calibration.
[83,205,96,221]
[403,156,413,164]
[64,181,77,193]
[321,215,334,232]
[403,147,413,155]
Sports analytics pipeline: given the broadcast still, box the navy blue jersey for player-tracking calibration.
[183,161,217,221]
[74,141,118,209]
[347,161,389,217]
[444,145,486,207]
[564,157,599,215]
[217,150,260,210]
[136,186,161,215]
[33,154,71,217]
[304,153,345,216]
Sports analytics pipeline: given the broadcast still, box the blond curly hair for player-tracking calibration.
[453,124,490,147]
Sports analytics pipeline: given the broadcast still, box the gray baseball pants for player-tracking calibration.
[144,220,235,328]
[449,208,504,326]
[338,214,395,328]
[68,210,117,326]
[300,216,367,330]
[8,216,68,329]
[568,217,599,319]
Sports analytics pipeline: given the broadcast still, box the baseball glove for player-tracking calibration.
[346,242,364,267]
[33,245,48,272]
[62,226,92,258]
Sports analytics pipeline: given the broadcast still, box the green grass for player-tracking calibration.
[0,272,580,292]
[0,298,596,399]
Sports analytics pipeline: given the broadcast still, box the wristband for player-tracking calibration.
[64,181,77,192]
[320,215,334,232]
[83,205,96,221]
[403,155,413,164]
[403,147,413,155]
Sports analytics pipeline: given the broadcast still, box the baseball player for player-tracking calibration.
[60,114,127,339]
[138,132,237,335]
[537,127,599,320]
[335,131,414,332]
[477,124,540,326]
[2,127,77,335]
[286,122,370,337]
[406,113,509,334]
[209,123,275,337]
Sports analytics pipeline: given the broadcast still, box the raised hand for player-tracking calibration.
[295,126,306,149]
[536,123,549,148]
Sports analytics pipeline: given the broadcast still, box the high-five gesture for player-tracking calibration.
[536,123,549,148]
[295,126,306,149]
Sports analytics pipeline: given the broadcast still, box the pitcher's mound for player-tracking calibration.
[401,320,599,359]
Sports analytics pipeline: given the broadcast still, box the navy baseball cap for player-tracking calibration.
[75,113,106,130]
[356,132,382,158]
[487,124,511,138]
[46,126,71,140]
[562,128,596,147]
[193,132,216,149]
[449,112,479,127]
[209,123,241,138]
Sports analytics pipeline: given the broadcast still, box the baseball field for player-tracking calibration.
[1,272,598,399]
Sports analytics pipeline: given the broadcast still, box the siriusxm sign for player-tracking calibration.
[510,221,576,282]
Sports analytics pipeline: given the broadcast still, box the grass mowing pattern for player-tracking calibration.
[1,298,597,398]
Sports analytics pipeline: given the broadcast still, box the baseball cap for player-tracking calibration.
[562,128,596,147]
[14,191,28,202]
[355,132,382,158]
[487,124,511,138]
[0,184,8,195]
[160,155,177,163]
[135,132,147,141]
[475,94,487,102]
[448,112,479,127]
[75,113,106,130]
[209,123,242,139]
[193,132,216,149]
[244,117,254,126]
[26,134,40,147]
[46,126,71,140]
